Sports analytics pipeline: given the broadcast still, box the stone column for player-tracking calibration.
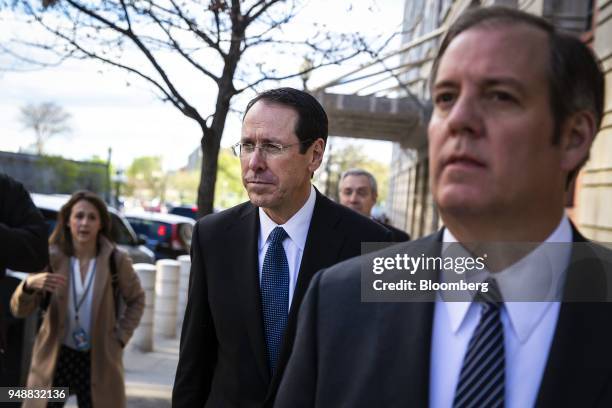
[132,263,156,351]
[154,259,180,338]
[176,255,191,332]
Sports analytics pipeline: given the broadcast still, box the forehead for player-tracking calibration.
[71,199,99,214]
[436,24,549,87]
[341,175,372,189]
[242,101,299,142]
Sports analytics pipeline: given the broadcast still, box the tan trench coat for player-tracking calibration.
[10,237,145,408]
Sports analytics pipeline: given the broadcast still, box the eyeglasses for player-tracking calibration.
[231,139,313,158]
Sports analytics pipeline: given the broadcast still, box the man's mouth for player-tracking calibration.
[443,154,486,169]
[246,179,274,185]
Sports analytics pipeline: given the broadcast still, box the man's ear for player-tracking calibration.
[559,110,597,173]
[307,138,325,173]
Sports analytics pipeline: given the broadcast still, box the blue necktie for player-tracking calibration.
[453,280,505,408]
[260,226,289,373]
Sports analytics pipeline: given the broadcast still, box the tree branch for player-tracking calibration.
[145,9,220,83]
[63,0,204,127]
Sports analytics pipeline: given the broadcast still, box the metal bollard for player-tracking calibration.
[154,259,180,338]
[176,254,191,333]
[132,263,156,351]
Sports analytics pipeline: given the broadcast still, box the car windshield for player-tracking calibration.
[111,214,136,245]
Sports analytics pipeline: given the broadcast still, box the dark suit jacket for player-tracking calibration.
[172,190,392,407]
[276,228,612,407]
[378,221,410,242]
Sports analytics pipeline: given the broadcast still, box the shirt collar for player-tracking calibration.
[259,185,316,251]
[442,215,572,343]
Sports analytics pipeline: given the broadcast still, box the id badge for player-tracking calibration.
[72,327,90,351]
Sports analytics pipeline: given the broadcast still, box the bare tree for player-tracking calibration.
[4,0,396,215]
[19,101,71,155]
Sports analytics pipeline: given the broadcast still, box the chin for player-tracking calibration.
[247,192,279,209]
[436,188,490,214]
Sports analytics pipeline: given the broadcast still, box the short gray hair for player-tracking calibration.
[339,168,378,196]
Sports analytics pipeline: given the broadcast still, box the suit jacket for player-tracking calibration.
[378,221,410,242]
[275,228,612,407]
[172,189,393,407]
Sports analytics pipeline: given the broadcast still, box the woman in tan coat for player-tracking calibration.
[11,191,145,408]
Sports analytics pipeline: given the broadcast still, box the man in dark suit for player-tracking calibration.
[338,168,410,242]
[0,174,48,383]
[276,7,610,407]
[172,88,392,407]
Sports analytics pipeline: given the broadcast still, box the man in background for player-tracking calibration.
[338,168,410,242]
[173,88,391,407]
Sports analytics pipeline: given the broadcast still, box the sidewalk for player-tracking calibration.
[65,333,180,408]
[123,334,180,407]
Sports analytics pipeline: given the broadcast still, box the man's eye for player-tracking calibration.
[263,143,283,154]
[488,91,516,102]
[242,143,256,152]
[434,92,455,106]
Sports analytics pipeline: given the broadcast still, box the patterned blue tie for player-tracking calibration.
[260,226,290,374]
[453,279,505,408]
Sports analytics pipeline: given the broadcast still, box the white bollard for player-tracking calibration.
[132,263,156,351]
[176,255,191,332]
[154,259,180,338]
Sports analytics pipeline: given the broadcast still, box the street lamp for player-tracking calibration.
[111,169,127,209]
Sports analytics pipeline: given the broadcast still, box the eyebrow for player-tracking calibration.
[482,77,526,94]
[240,136,280,144]
[433,76,526,94]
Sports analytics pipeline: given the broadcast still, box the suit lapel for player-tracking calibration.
[536,230,612,407]
[393,232,442,406]
[388,301,435,406]
[235,204,271,384]
[290,192,344,322]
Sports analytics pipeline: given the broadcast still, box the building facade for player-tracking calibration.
[386,0,610,239]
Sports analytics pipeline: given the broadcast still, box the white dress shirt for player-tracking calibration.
[430,215,572,408]
[63,257,97,349]
[258,185,316,308]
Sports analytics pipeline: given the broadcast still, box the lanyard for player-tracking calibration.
[71,258,96,323]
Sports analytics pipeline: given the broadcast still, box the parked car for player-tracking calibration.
[124,211,195,260]
[31,193,155,264]
[168,204,199,220]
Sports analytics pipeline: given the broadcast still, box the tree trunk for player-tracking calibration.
[197,128,221,217]
[196,90,233,217]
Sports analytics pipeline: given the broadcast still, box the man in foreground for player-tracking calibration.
[173,87,391,407]
[276,7,609,407]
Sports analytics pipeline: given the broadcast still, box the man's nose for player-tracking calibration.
[247,148,267,171]
[446,93,483,137]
